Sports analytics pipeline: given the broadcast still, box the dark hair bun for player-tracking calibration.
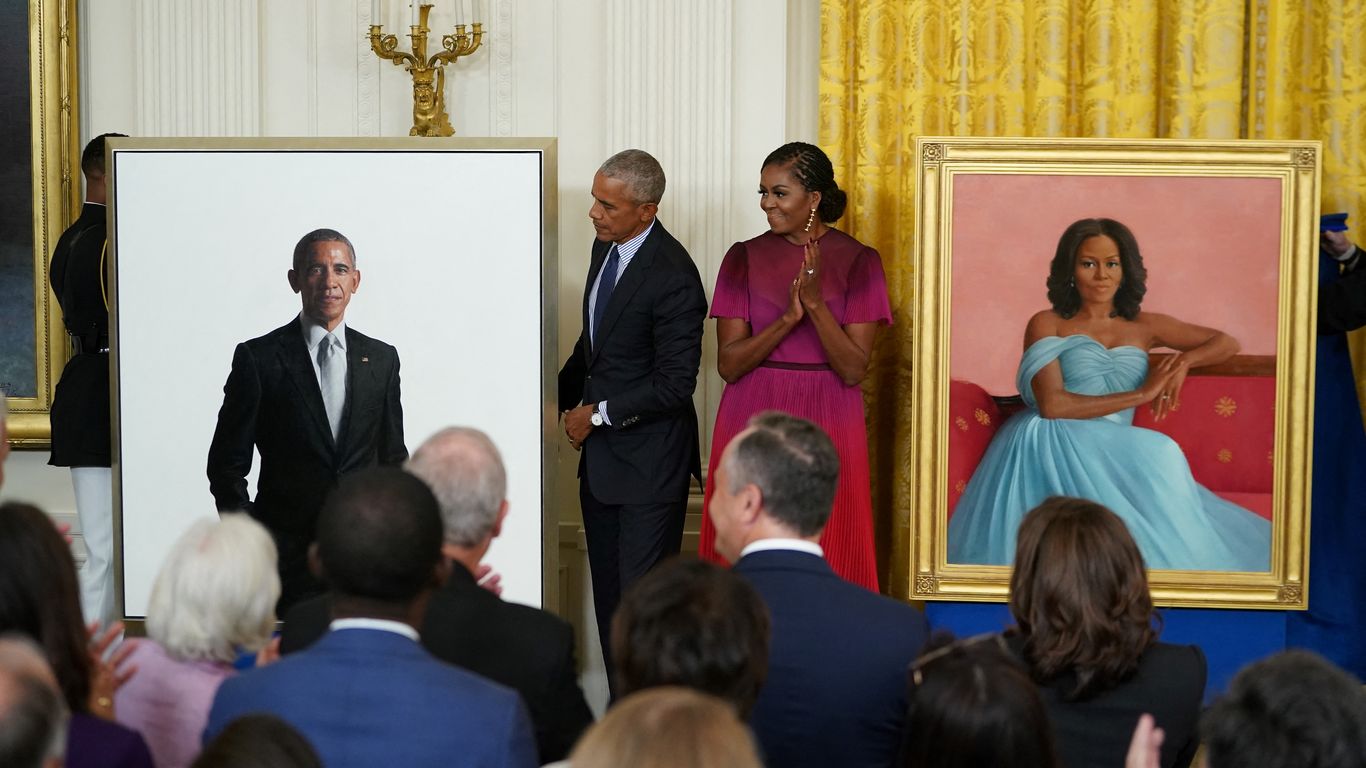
[819,186,847,223]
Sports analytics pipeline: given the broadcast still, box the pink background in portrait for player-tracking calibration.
[949,174,1283,394]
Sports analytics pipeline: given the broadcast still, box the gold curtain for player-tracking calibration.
[819,0,1366,597]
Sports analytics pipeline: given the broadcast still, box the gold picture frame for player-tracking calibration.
[909,137,1318,610]
[4,0,80,446]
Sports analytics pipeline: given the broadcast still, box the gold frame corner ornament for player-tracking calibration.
[908,136,1317,611]
[7,0,80,446]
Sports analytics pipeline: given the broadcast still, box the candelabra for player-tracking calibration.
[369,3,484,137]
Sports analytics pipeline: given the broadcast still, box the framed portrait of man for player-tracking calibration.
[908,137,1318,610]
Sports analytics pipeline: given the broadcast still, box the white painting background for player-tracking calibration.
[110,145,551,616]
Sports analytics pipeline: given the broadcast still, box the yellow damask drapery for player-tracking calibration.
[818,0,1366,597]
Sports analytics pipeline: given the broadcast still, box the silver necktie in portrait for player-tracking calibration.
[318,333,345,440]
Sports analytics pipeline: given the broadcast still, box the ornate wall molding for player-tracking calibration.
[603,1,734,279]
[133,0,260,136]
[490,0,515,136]
[356,0,380,136]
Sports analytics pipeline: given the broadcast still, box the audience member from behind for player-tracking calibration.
[1201,650,1366,768]
[901,634,1058,768]
[205,467,537,768]
[569,687,763,768]
[192,714,321,768]
[708,411,929,768]
[0,502,153,768]
[1007,496,1204,768]
[612,558,769,717]
[280,426,592,763]
[0,635,68,768]
[115,515,280,768]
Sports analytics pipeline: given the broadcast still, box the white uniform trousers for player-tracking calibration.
[72,466,116,626]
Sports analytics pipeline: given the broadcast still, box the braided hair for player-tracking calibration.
[762,142,848,223]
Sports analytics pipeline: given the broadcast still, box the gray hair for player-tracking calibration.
[145,515,280,663]
[723,411,839,537]
[406,427,506,548]
[598,149,666,205]
[0,635,67,768]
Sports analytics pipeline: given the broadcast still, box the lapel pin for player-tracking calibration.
[361,356,369,363]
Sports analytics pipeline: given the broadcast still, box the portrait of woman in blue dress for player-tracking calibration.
[948,217,1272,571]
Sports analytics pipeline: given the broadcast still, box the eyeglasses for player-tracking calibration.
[908,632,1010,687]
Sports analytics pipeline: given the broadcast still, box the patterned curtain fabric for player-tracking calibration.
[819,0,1366,596]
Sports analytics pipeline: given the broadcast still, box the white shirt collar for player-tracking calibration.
[299,312,347,351]
[328,617,419,642]
[740,538,824,559]
[614,218,656,256]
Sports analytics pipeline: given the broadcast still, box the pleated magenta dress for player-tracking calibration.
[698,229,892,591]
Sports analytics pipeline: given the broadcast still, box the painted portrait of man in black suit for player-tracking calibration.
[207,228,407,610]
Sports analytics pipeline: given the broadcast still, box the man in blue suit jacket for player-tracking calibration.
[204,467,536,768]
[709,411,930,768]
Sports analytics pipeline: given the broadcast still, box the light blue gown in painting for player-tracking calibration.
[947,335,1271,571]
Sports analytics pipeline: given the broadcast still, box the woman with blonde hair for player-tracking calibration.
[569,687,763,768]
[115,515,280,768]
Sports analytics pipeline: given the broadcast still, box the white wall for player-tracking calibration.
[9,0,818,712]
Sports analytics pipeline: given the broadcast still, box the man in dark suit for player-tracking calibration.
[277,426,593,763]
[557,149,708,676]
[1317,228,1365,333]
[205,467,537,768]
[48,132,127,627]
[709,411,930,768]
[207,228,406,611]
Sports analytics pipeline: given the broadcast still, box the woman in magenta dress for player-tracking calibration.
[698,142,892,590]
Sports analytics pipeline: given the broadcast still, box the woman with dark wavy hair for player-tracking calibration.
[0,502,153,768]
[947,217,1270,571]
[1006,497,1205,768]
[696,141,892,590]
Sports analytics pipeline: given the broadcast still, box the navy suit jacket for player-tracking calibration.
[277,565,593,763]
[735,549,930,768]
[204,628,537,768]
[556,221,708,505]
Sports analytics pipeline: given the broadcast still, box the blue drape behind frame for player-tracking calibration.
[1284,252,1366,679]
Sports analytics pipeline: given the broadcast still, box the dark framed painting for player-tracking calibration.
[3,0,81,446]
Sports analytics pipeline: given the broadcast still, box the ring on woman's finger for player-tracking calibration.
[806,268,815,275]
[1160,394,1170,400]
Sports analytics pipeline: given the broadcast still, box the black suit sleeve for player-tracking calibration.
[278,595,332,655]
[557,332,589,412]
[603,268,707,424]
[1169,645,1207,768]
[1318,249,1366,334]
[206,343,260,513]
[377,350,408,465]
[525,621,594,762]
